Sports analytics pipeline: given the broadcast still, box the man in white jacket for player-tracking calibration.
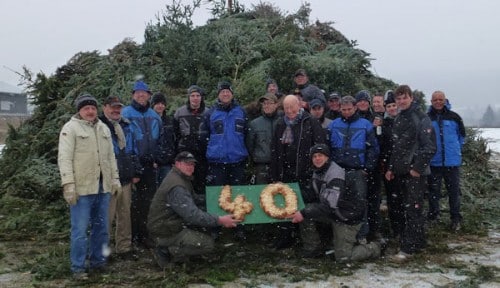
[58,94,120,280]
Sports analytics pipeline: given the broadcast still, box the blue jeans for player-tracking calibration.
[428,166,462,223]
[156,164,172,188]
[70,192,111,273]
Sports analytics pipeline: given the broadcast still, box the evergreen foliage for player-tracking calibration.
[0,2,398,202]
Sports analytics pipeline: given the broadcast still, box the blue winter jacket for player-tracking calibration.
[428,106,465,167]
[122,100,163,166]
[328,113,379,171]
[205,100,248,164]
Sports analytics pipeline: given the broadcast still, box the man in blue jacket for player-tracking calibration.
[122,80,163,249]
[427,91,466,231]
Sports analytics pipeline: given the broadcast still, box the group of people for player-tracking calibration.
[57,68,466,279]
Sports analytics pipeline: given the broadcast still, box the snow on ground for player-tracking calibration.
[478,128,500,153]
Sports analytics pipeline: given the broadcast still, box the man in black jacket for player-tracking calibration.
[147,152,239,268]
[269,95,326,249]
[385,85,436,263]
[290,144,381,261]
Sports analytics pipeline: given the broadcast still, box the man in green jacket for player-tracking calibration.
[147,151,239,268]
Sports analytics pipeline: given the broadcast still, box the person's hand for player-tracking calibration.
[132,177,140,184]
[289,211,304,223]
[409,169,421,178]
[385,170,394,181]
[63,183,78,205]
[217,215,241,228]
[111,179,122,195]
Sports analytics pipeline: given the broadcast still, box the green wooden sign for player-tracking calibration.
[206,183,305,224]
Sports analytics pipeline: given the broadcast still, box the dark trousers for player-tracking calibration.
[131,166,157,247]
[427,166,462,223]
[393,174,427,254]
[207,161,246,186]
[359,170,382,239]
[384,175,404,238]
[193,158,208,195]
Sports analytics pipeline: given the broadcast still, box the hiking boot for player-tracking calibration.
[89,265,111,275]
[153,247,171,269]
[272,236,295,250]
[451,221,462,232]
[115,250,139,261]
[72,272,89,280]
[389,251,413,263]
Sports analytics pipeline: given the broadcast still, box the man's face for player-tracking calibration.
[328,98,340,111]
[356,100,370,112]
[79,105,98,122]
[267,83,278,95]
[431,92,446,110]
[310,105,324,119]
[341,102,356,118]
[261,99,278,115]
[133,90,151,106]
[385,103,398,117]
[103,104,122,121]
[395,93,413,111]
[283,98,300,120]
[312,153,329,168]
[153,102,166,115]
[189,92,202,109]
[372,96,385,113]
[218,89,233,105]
[176,161,196,177]
[294,74,308,86]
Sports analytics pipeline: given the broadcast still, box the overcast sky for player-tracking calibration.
[1,0,499,116]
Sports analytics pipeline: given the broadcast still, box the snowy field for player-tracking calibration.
[477,128,500,153]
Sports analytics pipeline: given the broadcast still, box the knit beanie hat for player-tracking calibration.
[217,81,233,94]
[384,90,395,105]
[75,94,98,111]
[187,85,205,96]
[310,143,330,158]
[355,90,371,103]
[151,92,167,107]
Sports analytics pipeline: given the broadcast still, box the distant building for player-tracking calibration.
[0,81,28,115]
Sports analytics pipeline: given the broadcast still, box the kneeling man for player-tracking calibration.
[147,151,239,268]
[290,144,382,262]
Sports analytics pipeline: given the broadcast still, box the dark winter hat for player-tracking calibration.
[384,90,395,105]
[266,78,277,88]
[258,93,278,103]
[328,92,341,101]
[75,94,98,111]
[355,90,371,103]
[175,151,198,163]
[310,144,330,158]
[294,69,307,77]
[103,96,124,107]
[151,92,167,107]
[217,81,233,94]
[309,98,325,108]
[132,80,152,94]
[187,85,205,96]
